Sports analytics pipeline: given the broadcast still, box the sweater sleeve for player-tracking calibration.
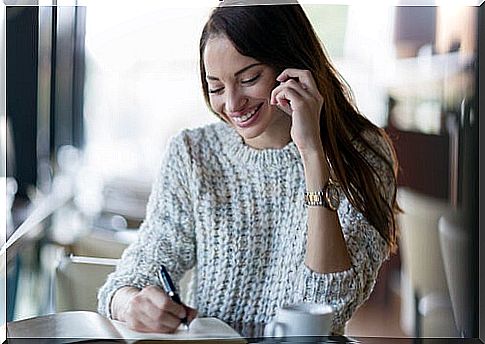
[97,132,196,317]
[295,132,394,335]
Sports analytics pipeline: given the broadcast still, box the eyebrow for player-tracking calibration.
[206,63,263,81]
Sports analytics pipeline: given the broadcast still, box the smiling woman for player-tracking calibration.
[203,38,291,149]
[97,1,400,337]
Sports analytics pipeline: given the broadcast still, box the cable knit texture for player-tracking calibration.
[97,121,393,336]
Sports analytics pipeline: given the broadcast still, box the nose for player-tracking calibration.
[225,88,248,114]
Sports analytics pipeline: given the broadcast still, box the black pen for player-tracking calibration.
[158,265,189,329]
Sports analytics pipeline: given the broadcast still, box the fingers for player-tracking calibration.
[124,285,194,333]
[143,286,187,319]
[276,68,319,93]
[272,78,308,99]
[271,78,313,114]
[126,309,178,333]
[271,69,323,114]
[271,86,300,115]
[185,305,198,324]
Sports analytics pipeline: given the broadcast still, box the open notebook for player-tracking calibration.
[112,317,246,343]
[7,311,246,343]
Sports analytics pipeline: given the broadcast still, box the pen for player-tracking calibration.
[158,265,189,328]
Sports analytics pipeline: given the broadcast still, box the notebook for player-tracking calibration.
[6,310,246,343]
[112,317,246,343]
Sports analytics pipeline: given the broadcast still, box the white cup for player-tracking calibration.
[264,302,334,337]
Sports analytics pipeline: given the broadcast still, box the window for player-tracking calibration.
[83,4,216,183]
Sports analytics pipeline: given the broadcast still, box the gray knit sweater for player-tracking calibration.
[97,121,393,336]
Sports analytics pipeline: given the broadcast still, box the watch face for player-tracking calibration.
[326,184,340,211]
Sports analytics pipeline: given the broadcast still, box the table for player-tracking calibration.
[5,311,484,344]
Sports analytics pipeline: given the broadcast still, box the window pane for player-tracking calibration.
[84,4,216,182]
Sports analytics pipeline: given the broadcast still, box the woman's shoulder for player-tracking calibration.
[177,121,228,141]
[168,121,230,155]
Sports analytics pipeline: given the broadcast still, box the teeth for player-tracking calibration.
[234,108,257,123]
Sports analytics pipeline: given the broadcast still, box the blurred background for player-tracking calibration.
[2,0,483,340]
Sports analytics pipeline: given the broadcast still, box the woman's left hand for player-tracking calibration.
[270,68,324,154]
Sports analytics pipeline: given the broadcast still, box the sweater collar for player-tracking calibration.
[216,122,301,169]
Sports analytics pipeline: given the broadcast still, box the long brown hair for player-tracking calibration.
[199,4,400,252]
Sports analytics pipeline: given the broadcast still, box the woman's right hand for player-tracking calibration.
[111,286,198,333]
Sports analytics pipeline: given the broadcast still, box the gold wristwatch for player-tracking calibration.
[304,178,340,211]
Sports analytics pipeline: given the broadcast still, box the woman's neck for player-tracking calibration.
[243,112,292,150]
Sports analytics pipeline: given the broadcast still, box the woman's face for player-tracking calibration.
[203,36,289,147]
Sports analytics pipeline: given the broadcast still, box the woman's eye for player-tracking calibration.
[241,74,260,84]
[209,87,224,94]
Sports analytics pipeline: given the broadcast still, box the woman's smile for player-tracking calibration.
[228,102,263,127]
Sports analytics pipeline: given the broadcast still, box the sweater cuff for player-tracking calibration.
[98,278,146,318]
[299,264,358,303]
[103,285,133,320]
[298,264,360,335]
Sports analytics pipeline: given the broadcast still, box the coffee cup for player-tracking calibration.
[264,302,334,337]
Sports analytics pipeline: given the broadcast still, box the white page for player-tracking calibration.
[111,317,243,341]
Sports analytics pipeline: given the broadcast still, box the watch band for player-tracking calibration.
[304,177,339,210]
[304,189,327,207]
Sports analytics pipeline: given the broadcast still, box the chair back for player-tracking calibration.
[55,255,118,312]
[397,188,460,337]
[398,187,450,296]
[439,212,471,336]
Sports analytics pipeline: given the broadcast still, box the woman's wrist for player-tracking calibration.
[300,146,331,190]
[296,136,324,159]
[111,286,140,321]
[300,146,325,165]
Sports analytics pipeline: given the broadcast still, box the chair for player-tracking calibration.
[54,254,195,312]
[55,255,118,312]
[439,212,472,337]
[70,230,131,259]
[397,187,457,337]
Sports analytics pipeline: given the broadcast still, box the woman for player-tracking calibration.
[98,2,400,337]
